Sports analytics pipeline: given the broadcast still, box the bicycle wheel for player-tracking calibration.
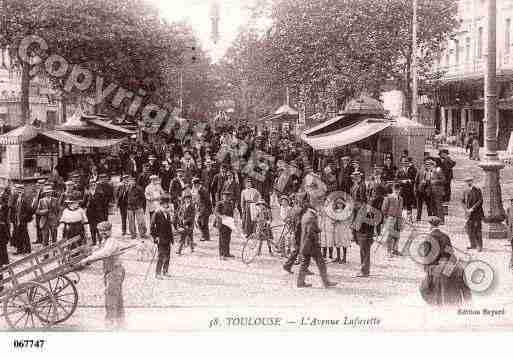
[270,226,287,256]
[241,233,260,265]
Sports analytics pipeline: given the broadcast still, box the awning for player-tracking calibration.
[0,125,39,145]
[41,130,126,147]
[302,119,392,150]
[304,115,344,135]
[86,118,135,135]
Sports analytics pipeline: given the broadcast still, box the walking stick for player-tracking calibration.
[143,245,158,283]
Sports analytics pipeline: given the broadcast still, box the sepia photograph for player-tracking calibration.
[0,0,513,355]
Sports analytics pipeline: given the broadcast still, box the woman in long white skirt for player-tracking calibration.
[322,197,353,263]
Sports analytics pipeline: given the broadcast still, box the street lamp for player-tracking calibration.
[479,0,507,239]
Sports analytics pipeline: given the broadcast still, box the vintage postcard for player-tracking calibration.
[0,1,512,354]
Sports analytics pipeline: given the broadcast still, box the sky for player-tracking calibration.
[151,0,263,62]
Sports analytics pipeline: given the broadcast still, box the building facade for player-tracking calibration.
[433,0,513,149]
[0,48,62,132]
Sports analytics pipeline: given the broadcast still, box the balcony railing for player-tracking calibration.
[438,51,513,80]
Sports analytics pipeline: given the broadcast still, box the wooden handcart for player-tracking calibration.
[0,236,89,329]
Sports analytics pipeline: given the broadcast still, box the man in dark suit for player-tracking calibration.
[214,190,235,260]
[83,180,106,246]
[35,186,60,252]
[420,216,471,306]
[169,169,186,210]
[296,205,337,288]
[125,154,139,177]
[159,161,174,193]
[283,191,310,274]
[97,173,113,221]
[439,149,456,202]
[461,176,484,251]
[353,189,382,277]
[151,195,177,279]
[116,175,130,236]
[350,171,367,242]
[337,155,353,194]
[12,184,33,255]
[192,177,212,242]
[32,179,46,244]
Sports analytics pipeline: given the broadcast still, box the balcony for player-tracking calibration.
[437,51,513,81]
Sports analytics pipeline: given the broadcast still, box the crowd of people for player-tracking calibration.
[0,122,485,316]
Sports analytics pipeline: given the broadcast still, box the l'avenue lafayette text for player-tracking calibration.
[300,316,381,327]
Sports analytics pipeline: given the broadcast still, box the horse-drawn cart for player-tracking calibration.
[0,236,88,329]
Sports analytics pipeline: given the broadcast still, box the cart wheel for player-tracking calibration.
[3,281,57,329]
[241,233,260,265]
[46,275,79,324]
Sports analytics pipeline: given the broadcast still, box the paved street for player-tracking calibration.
[3,147,513,331]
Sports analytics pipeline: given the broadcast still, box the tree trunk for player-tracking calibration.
[403,57,412,118]
[61,95,67,124]
[20,61,30,125]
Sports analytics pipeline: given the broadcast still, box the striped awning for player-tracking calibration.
[42,130,126,147]
[302,119,392,150]
[0,125,39,145]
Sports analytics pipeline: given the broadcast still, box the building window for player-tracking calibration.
[478,27,483,58]
[466,37,471,61]
[506,19,511,54]
[454,39,460,64]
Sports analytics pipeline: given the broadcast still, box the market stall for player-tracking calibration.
[301,95,434,173]
[0,124,128,183]
[258,104,299,133]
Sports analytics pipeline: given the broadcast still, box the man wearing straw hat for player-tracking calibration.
[35,185,60,250]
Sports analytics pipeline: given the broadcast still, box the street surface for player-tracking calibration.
[2,147,513,331]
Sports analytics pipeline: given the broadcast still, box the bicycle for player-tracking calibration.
[241,221,295,265]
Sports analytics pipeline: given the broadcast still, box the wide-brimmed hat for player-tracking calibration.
[36,179,46,185]
[279,195,290,203]
[42,186,54,194]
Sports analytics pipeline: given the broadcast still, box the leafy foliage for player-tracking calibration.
[220,0,458,117]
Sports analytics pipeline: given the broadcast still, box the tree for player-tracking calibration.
[217,25,284,120]
[0,0,207,125]
[262,0,458,115]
